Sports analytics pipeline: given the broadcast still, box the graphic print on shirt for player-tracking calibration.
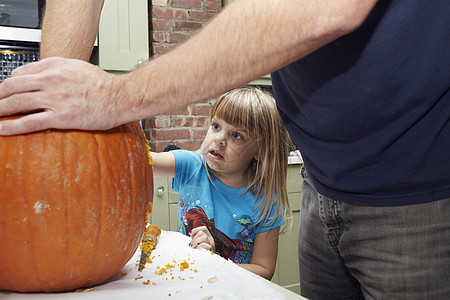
[180,204,254,263]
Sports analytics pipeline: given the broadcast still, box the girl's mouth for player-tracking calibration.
[209,149,224,159]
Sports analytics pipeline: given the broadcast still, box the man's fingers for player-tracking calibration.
[10,59,47,77]
[0,57,120,134]
[0,57,67,98]
[0,91,49,118]
[0,112,52,136]
[10,57,68,78]
[0,74,43,100]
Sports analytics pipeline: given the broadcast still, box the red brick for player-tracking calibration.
[191,103,211,116]
[196,117,209,127]
[152,43,176,55]
[152,19,170,31]
[173,21,203,32]
[153,31,190,43]
[176,140,203,151]
[172,116,208,128]
[172,0,202,10]
[152,32,165,43]
[149,141,173,153]
[154,31,191,43]
[152,7,188,20]
[144,117,169,129]
[142,118,155,128]
[149,117,171,128]
[152,0,169,7]
[171,32,191,43]
[172,117,192,127]
[152,129,190,140]
[193,128,208,139]
[207,1,222,12]
[151,32,167,43]
[189,11,216,22]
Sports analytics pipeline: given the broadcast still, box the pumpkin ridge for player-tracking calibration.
[62,132,69,291]
[85,131,102,289]
[65,132,86,290]
[120,125,136,266]
[25,134,40,290]
[91,132,104,288]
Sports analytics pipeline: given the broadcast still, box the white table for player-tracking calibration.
[1,230,307,300]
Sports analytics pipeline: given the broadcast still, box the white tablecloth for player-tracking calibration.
[1,230,284,300]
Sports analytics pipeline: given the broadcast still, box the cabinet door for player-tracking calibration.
[168,181,180,231]
[271,164,302,295]
[276,193,301,294]
[169,202,179,232]
[149,178,171,230]
[98,0,149,71]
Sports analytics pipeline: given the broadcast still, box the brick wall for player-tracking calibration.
[143,0,223,152]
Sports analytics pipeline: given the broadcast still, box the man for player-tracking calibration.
[0,0,448,298]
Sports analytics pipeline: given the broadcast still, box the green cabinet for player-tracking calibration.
[271,164,302,294]
[148,177,179,231]
[98,0,149,71]
[148,163,303,295]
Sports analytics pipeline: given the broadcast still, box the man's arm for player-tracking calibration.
[124,0,379,121]
[0,0,378,135]
[40,0,104,59]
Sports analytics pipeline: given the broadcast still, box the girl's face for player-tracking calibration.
[202,117,258,183]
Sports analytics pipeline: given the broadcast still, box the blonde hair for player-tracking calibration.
[204,86,293,233]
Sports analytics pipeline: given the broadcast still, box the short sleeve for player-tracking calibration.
[171,150,203,192]
[254,197,286,234]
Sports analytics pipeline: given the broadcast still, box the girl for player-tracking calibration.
[151,86,292,280]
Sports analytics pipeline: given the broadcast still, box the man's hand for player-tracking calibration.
[189,226,216,253]
[0,57,123,135]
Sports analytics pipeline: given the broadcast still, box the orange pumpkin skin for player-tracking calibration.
[0,119,153,292]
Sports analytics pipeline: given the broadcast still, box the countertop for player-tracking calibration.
[1,230,306,300]
[288,150,303,165]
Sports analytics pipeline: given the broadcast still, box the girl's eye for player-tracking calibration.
[232,132,244,141]
[212,123,220,131]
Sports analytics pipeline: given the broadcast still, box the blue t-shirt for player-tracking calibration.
[171,150,284,264]
[272,0,450,206]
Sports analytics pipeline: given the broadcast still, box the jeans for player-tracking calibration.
[298,167,450,299]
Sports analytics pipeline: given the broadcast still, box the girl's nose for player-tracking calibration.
[214,133,226,146]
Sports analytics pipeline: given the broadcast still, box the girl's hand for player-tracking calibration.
[189,226,216,253]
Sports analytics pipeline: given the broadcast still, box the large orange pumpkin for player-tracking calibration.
[0,117,153,292]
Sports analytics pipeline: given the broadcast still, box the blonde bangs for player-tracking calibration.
[212,92,256,136]
[211,88,274,140]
